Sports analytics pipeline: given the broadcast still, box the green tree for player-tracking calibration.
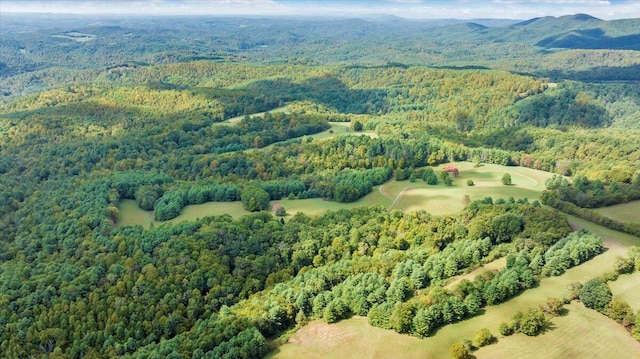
[135,185,162,211]
[633,311,640,341]
[274,205,286,217]
[440,171,453,186]
[579,278,612,311]
[241,186,270,212]
[501,173,512,185]
[518,307,548,336]
[423,168,438,185]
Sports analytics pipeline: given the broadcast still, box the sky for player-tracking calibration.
[1,0,640,20]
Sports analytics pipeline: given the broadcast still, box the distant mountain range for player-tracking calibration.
[1,13,639,87]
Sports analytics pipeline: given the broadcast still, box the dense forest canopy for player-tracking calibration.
[1,13,639,359]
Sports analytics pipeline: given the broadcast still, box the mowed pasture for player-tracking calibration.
[475,302,640,359]
[117,162,553,227]
[594,200,640,225]
[610,271,640,312]
[271,218,640,359]
[279,162,552,218]
[382,162,551,214]
[270,317,436,359]
[271,304,640,359]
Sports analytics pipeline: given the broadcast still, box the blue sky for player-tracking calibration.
[1,0,639,19]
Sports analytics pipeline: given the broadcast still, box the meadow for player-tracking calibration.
[594,200,640,225]
[117,199,247,228]
[118,162,553,227]
[610,271,640,312]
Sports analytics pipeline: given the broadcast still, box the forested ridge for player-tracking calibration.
[1,13,640,359]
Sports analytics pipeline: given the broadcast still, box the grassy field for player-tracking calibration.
[270,217,640,359]
[444,257,507,290]
[309,122,377,141]
[220,107,377,141]
[610,271,640,312]
[278,162,552,219]
[118,162,555,227]
[220,106,289,125]
[116,200,154,228]
[242,122,376,154]
[268,317,434,359]
[381,162,551,214]
[594,200,640,225]
[271,303,640,359]
[475,302,640,359]
[117,199,249,228]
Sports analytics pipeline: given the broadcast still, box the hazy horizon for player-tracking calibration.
[1,0,640,20]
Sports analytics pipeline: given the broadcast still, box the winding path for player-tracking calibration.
[379,183,411,210]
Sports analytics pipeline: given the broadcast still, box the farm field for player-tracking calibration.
[594,200,640,225]
[118,162,553,227]
[271,217,640,359]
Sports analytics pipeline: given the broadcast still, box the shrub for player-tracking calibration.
[541,297,564,316]
[606,299,634,324]
[449,342,469,359]
[499,322,514,336]
[474,328,495,347]
[466,179,474,186]
[614,256,634,275]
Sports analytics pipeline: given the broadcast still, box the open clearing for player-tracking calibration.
[271,218,640,359]
[382,162,551,214]
[309,122,377,141]
[444,257,507,290]
[269,317,435,359]
[271,304,640,359]
[118,162,554,227]
[475,302,640,359]
[117,199,247,228]
[220,106,289,125]
[220,108,376,140]
[594,200,640,225]
[610,271,640,312]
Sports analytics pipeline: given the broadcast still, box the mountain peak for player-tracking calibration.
[563,13,601,21]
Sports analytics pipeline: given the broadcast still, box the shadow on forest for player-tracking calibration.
[242,75,389,115]
[536,29,640,51]
[539,64,640,82]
